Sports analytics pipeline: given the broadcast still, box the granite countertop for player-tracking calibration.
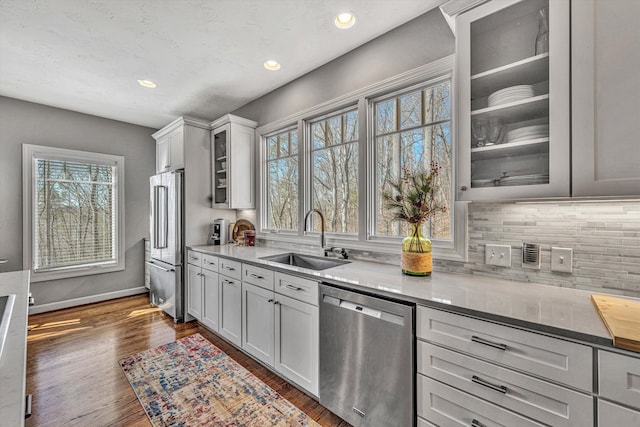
[187,244,629,348]
[0,270,30,427]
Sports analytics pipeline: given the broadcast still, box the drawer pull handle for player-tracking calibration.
[268,299,274,303]
[224,266,236,271]
[223,279,235,285]
[250,273,265,279]
[471,375,507,394]
[284,284,303,291]
[274,301,280,305]
[204,261,215,265]
[471,419,485,427]
[471,335,507,351]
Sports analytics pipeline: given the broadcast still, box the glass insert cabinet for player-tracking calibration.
[456,0,570,200]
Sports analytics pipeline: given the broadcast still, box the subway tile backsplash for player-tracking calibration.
[435,200,640,298]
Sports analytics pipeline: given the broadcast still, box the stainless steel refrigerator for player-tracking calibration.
[148,170,186,322]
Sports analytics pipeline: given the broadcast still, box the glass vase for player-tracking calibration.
[401,223,432,276]
[535,7,549,55]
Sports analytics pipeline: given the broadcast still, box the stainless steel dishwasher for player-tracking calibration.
[319,283,415,427]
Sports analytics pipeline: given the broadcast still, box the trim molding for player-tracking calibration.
[152,116,210,139]
[28,286,148,314]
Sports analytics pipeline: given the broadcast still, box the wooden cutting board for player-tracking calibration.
[591,294,640,353]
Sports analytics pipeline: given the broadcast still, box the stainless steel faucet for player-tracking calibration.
[303,209,326,251]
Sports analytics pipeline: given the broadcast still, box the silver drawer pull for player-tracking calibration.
[249,273,265,279]
[223,279,235,285]
[471,419,486,427]
[273,301,280,305]
[471,335,507,351]
[204,260,215,265]
[471,375,507,394]
[284,284,303,291]
[268,299,274,303]
[189,256,199,260]
[223,266,236,271]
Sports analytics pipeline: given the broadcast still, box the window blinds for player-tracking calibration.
[33,158,117,271]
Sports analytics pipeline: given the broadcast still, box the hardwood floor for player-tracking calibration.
[26,294,349,427]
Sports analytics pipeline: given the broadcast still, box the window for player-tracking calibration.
[23,145,125,281]
[265,128,298,231]
[309,108,359,234]
[257,55,464,260]
[373,80,452,240]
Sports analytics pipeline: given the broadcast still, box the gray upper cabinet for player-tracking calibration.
[571,0,640,197]
[210,114,258,209]
[456,0,571,200]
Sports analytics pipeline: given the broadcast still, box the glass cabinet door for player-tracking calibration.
[456,0,569,200]
[212,125,229,207]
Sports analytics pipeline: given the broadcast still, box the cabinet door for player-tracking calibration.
[219,275,242,346]
[168,127,184,170]
[201,269,219,332]
[274,293,318,395]
[456,0,570,200]
[156,135,171,173]
[241,282,275,365]
[598,400,640,427]
[571,0,640,196]
[228,122,255,209]
[212,124,230,208]
[186,264,202,320]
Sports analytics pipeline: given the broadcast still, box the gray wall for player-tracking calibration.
[0,96,156,306]
[232,9,455,123]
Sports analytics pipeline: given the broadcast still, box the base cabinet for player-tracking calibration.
[219,275,242,347]
[201,269,220,332]
[241,282,275,365]
[186,264,203,320]
[274,293,318,396]
[598,400,640,427]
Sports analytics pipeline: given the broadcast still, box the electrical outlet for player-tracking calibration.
[485,244,512,267]
[551,247,573,273]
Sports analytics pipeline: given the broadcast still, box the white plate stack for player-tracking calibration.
[488,85,534,107]
[500,174,549,186]
[507,124,549,143]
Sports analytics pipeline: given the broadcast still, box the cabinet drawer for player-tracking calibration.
[201,254,219,272]
[243,264,275,291]
[417,375,545,427]
[417,417,436,427]
[599,350,640,410]
[418,341,593,427]
[186,250,202,267]
[219,258,242,280]
[275,272,318,306]
[417,306,593,391]
[598,399,640,427]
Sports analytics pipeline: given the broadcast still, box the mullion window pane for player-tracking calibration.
[399,91,422,129]
[265,128,299,231]
[312,143,358,234]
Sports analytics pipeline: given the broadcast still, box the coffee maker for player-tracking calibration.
[208,219,228,245]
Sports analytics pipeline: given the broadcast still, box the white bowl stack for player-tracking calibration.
[507,124,549,143]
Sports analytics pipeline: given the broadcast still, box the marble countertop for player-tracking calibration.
[0,270,30,427]
[188,245,625,347]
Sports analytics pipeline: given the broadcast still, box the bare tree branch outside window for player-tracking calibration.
[266,129,298,230]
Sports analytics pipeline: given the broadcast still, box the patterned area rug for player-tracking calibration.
[119,333,320,427]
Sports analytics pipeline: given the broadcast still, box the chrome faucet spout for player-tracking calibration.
[303,209,326,252]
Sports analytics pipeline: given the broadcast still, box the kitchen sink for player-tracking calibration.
[260,253,349,271]
[0,294,16,360]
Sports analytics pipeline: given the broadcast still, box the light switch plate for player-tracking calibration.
[551,247,573,273]
[485,244,512,267]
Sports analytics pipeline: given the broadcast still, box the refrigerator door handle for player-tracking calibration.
[146,261,174,272]
[153,185,168,249]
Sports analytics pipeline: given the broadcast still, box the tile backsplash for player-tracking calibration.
[256,200,640,298]
[436,200,640,298]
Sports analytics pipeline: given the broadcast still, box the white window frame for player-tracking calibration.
[256,54,467,261]
[22,144,125,282]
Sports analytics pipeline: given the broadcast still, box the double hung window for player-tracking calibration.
[23,145,125,281]
[265,128,298,231]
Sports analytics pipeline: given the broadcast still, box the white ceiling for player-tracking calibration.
[0,0,444,129]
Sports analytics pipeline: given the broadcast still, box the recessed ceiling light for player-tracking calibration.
[263,60,281,71]
[137,79,157,88]
[335,12,356,29]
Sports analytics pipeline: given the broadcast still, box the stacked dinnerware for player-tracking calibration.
[506,124,549,143]
[488,85,534,107]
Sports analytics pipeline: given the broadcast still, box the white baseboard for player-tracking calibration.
[28,286,149,315]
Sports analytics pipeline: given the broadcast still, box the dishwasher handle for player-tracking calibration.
[322,294,406,326]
